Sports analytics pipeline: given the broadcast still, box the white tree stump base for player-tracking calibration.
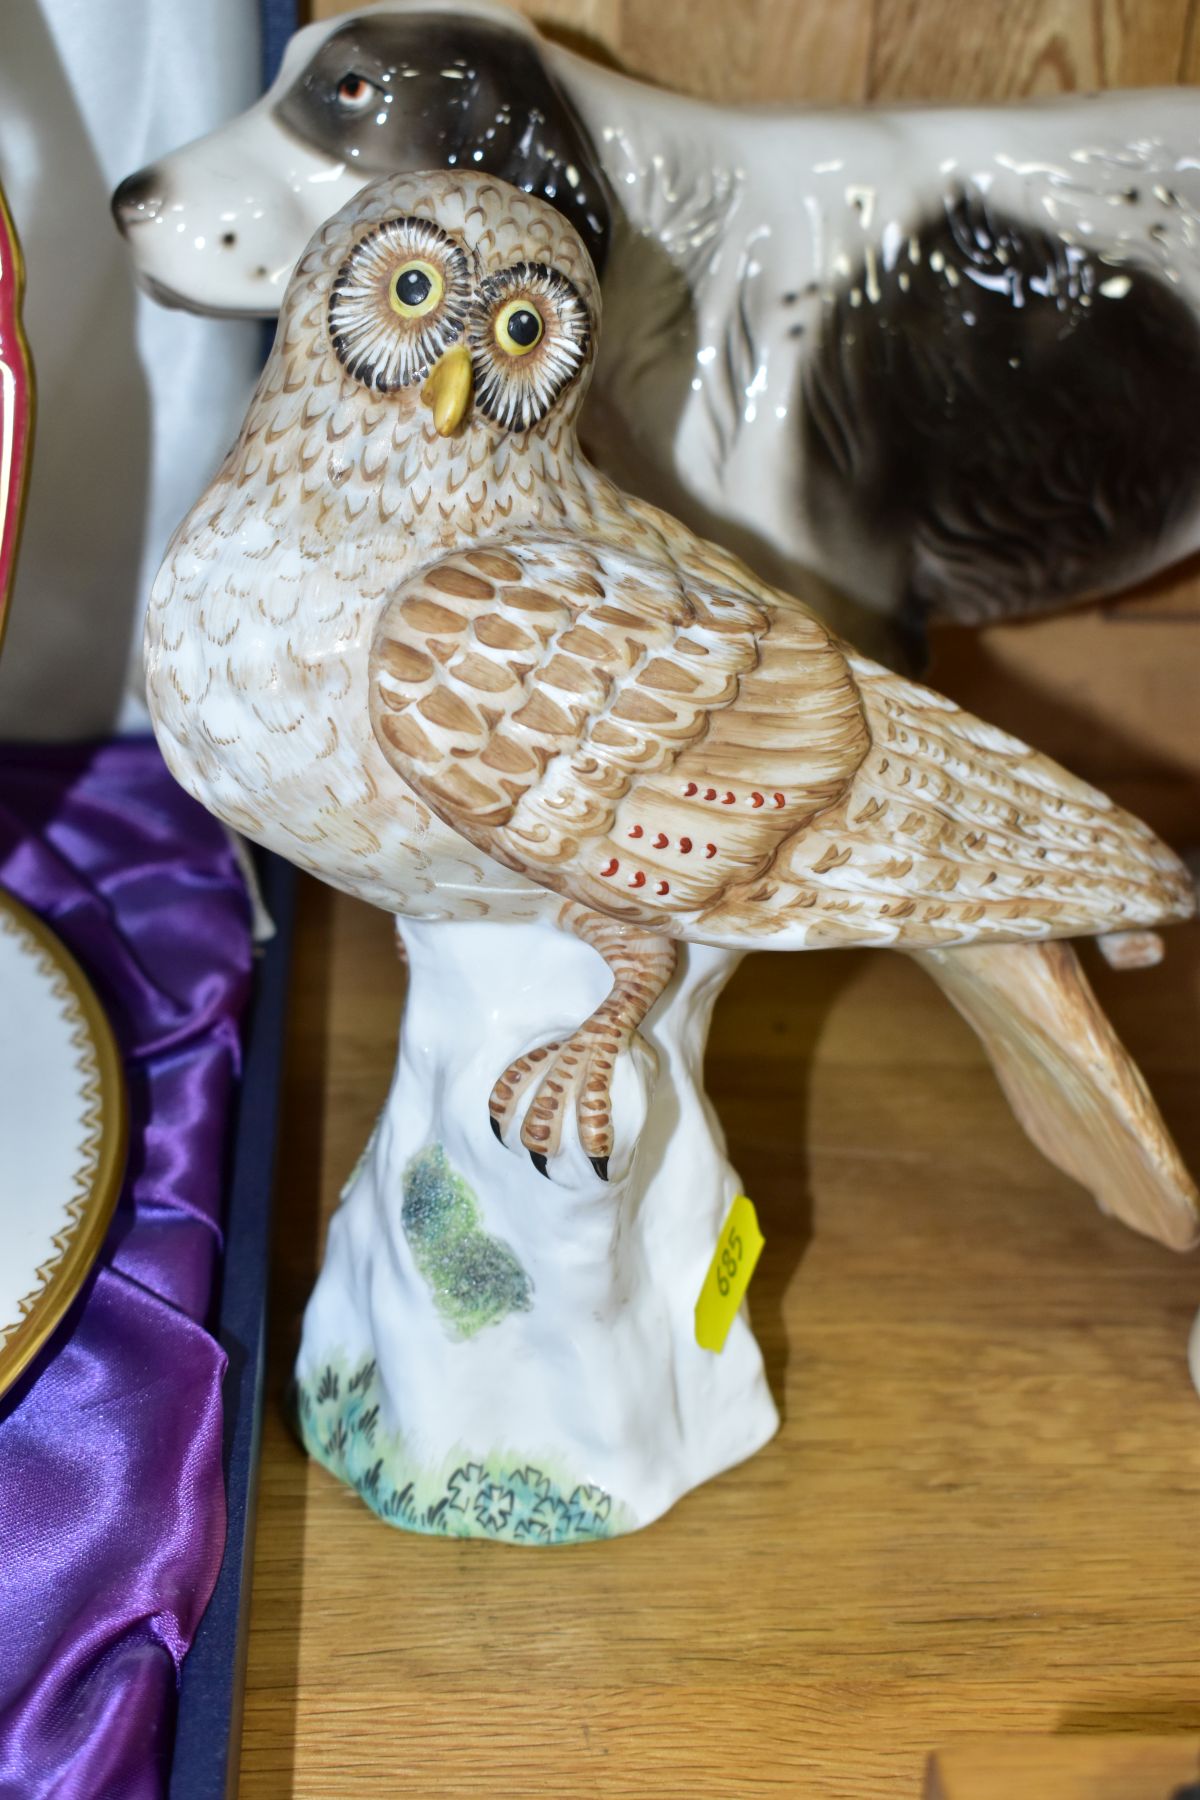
[295,916,779,1543]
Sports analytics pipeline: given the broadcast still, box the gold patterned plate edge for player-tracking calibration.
[0,887,127,1396]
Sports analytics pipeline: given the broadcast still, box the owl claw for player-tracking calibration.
[489,1114,503,1141]
[486,917,675,1186]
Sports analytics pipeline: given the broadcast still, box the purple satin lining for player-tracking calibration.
[0,738,252,1799]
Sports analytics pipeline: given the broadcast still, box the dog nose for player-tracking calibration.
[111,168,164,234]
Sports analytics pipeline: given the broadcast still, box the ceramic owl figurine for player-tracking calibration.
[148,172,1197,1539]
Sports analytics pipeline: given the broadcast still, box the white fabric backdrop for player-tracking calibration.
[0,0,261,737]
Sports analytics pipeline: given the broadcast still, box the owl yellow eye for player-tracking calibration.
[494,299,544,357]
[389,261,444,319]
[331,217,470,390]
[469,261,589,429]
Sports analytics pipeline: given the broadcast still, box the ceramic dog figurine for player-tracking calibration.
[146,172,1197,1538]
[115,0,1200,656]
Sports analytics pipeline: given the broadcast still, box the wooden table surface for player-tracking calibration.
[237,879,1200,1798]
[232,7,1200,1791]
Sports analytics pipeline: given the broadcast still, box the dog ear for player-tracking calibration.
[452,32,614,278]
[275,15,614,278]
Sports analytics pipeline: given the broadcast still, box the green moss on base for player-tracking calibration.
[297,1355,631,1545]
[402,1144,532,1338]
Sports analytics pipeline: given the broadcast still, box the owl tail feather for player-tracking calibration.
[913,939,1200,1252]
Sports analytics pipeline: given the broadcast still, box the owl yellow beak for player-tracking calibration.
[421,344,473,436]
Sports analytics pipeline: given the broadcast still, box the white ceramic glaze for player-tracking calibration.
[115,0,1200,647]
[296,919,778,1541]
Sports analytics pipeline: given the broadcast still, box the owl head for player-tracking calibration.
[279,170,601,456]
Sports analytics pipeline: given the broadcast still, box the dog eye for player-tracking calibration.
[494,300,544,357]
[390,260,444,320]
[335,73,377,112]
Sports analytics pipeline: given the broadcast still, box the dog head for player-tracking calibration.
[112,0,611,317]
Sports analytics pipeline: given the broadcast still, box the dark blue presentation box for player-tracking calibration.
[169,853,296,1799]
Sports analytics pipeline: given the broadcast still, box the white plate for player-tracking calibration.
[0,887,125,1393]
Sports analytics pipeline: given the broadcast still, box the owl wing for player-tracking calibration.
[367,534,871,924]
[368,535,1194,945]
[714,650,1195,948]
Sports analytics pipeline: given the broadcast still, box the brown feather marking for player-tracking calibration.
[377,640,434,684]
[399,598,467,635]
[543,654,609,700]
[559,624,620,663]
[474,613,535,653]
[480,734,539,775]
[425,764,512,818]
[612,691,677,727]
[426,566,494,601]
[504,589,567,617]
[378,711,439,763]
[418,688,484,735]
[594,605,664,636]
[449,651,520,694]
[465,550,523,582]
[564,572,605,599]
[591,720,639,750]
[639,657,702,696]
[512,691,580,737]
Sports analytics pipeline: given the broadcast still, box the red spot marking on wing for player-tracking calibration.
[773,793,785,809]
[629,870,646,889]
[705,843,717,859]
[656,880,670,896]
[683,782,698,797]
[679,837,693,854]
[704,788,717,802]
[750,792,764,808]
[628,824,644,839]
[653,833,668,850]
[721,791,735,805]
[600,859,619,877]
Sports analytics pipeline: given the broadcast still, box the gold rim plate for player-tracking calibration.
[0,887,127,1394]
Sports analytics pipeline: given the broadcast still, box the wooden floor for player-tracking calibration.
[237,878,1200,1797]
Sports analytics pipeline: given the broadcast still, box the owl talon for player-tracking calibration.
[489,1027,647,1182]
[486,910,677,1184]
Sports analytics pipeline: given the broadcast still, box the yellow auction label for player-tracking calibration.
[694,1195,765,1353]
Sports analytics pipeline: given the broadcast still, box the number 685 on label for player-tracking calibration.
[694,1195,765,1354]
